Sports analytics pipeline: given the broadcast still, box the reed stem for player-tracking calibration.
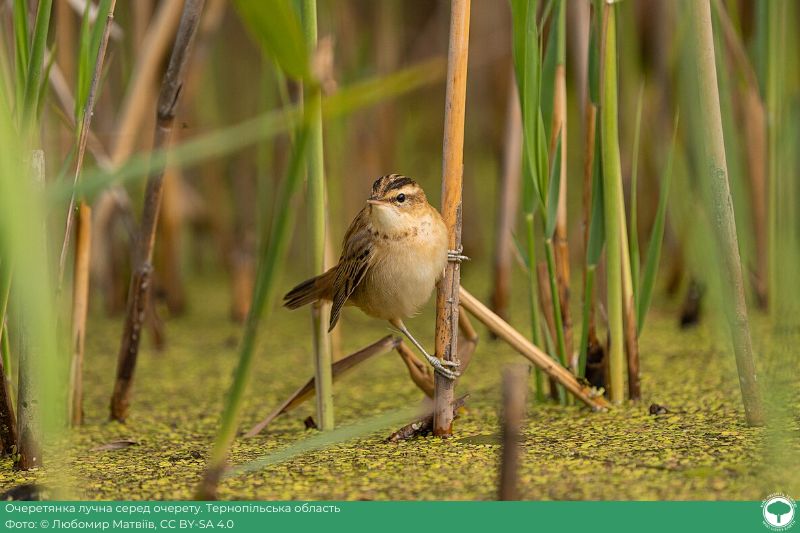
[69,202,92,426]
[15,150,45,470]
[498,365,527,500]
[524,214,546,402]
[599,2,625,404]
[459,287,608,411]
[686,0,764,426]
[302,0,334,432]
[433,0,471,436]
[111,0,206,422]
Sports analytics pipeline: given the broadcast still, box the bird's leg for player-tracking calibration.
[390,318,459,380]
[448,244,469,263]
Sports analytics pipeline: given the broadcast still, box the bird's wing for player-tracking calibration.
[329,207,373,331]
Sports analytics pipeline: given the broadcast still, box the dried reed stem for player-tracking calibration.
[550,0,572,369]
[618,206,640,400]
[69,202,92,426]
[111,0,205,422]
[490,71,522,321]
[459,286,608,411]
[245,336,399,437]
[579,101,600,376]
[686,0,764,426]
[498,364,527,500]
[397,306,479,399]
[433,0,471,436]
[111,0,185,167]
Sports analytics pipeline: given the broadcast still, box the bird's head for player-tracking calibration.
[366,174,429,229]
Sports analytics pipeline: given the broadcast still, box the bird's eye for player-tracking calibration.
[396,193,406,203]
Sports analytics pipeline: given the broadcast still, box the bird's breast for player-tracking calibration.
[353,212,448,320]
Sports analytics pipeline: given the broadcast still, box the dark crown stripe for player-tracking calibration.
[371,173,416,196]
[385,176,415,193]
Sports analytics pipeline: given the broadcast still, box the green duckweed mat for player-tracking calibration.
[1,274,797,500]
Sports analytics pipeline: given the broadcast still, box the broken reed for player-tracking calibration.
[498,365,527,500]
[302,0,334,432]
[433,0,471,436]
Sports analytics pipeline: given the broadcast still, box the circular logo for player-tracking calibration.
[763,493,797,531]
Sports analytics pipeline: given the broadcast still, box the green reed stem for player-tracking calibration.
[197,126,310,498]
[302,0,334,431]
[600,3,625,404]
[524,214,546,402]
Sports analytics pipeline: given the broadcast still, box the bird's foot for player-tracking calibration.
[424,353,460,380]
[448,246,469,263]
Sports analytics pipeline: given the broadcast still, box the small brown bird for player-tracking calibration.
[284,174,463,380]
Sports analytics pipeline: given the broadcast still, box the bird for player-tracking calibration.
[283,173,465,380]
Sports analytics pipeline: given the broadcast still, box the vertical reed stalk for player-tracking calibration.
[433,0,471,436]
[0,331,16,455]
[490,72,522,323]
[599,2,625,404]
[69,202,92,426]
[0,313,17,454]
[525,214,546,401]
[686,0,764,426]
[498,365,527,500]
[303,0,334,431]
[618,202,640,400]
[111,0,206,422]
[15,150,45,470]
[578,104,599,378]
[765,0,787,320]
[549,0,572,368]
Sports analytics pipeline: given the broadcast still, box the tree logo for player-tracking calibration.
[762,493,796,531]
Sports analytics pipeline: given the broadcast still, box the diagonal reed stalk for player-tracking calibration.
[302,0,334,432]
[459,287,608,411]
[196,122,311,500]
[685,0,764,426]
[110,0,206,422]
[52,58,447,206]
[433,0,471,436]
[599,1,625,404]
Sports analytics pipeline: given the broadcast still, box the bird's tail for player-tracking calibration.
[283,268,335,309]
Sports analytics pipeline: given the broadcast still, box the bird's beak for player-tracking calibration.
[367,198,386,206]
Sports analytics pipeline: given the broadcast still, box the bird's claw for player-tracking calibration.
[426,354,460,380]
[447,246,469,263]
